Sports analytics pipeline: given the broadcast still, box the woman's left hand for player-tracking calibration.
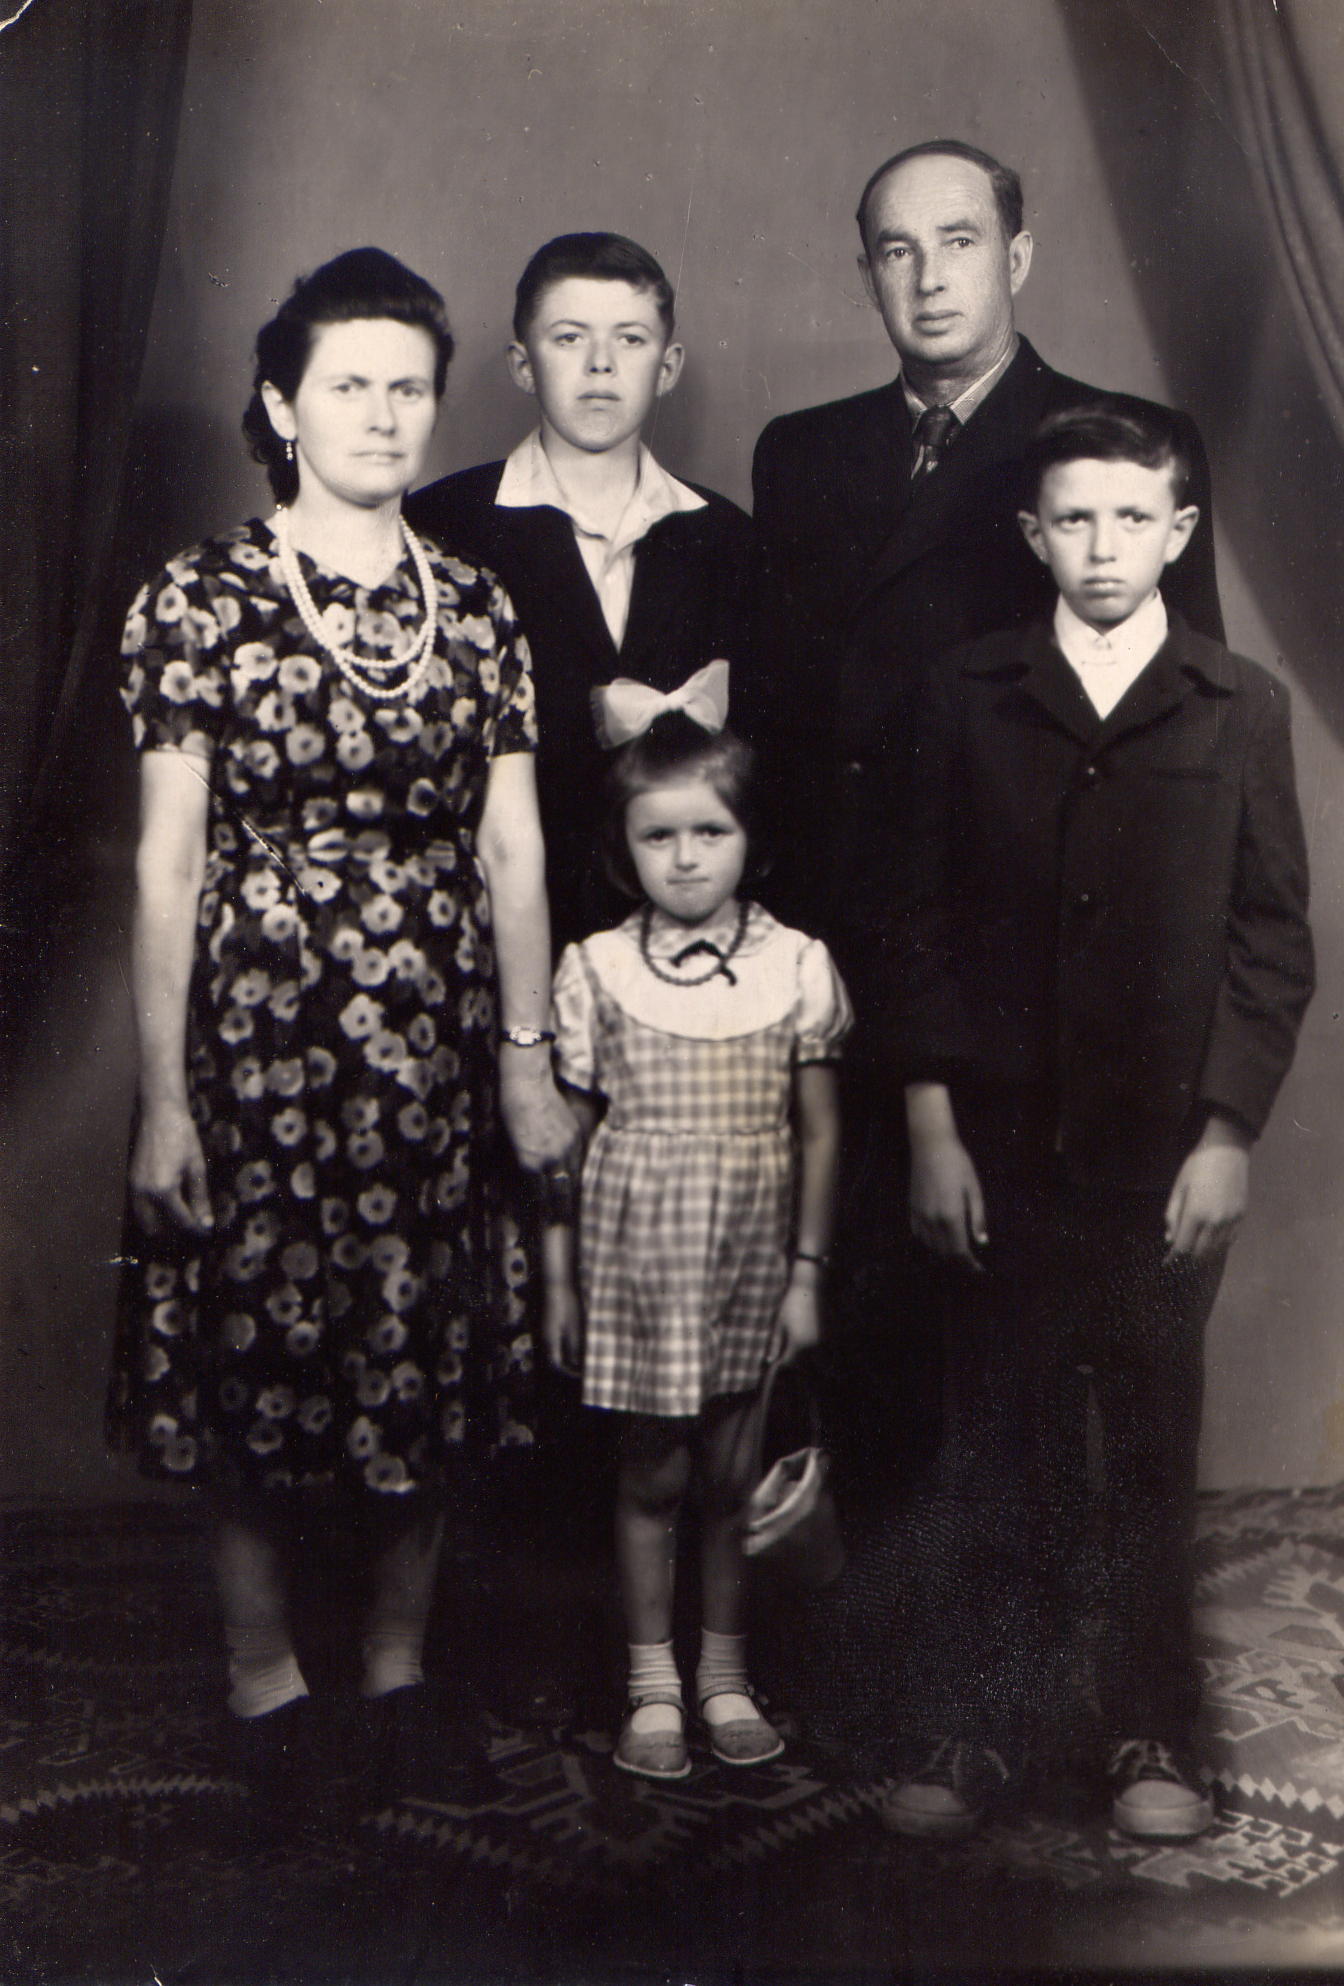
[499,1055,582,1173]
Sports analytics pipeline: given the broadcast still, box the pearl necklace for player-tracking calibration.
[272,508,439,703]
[639,900,751,987]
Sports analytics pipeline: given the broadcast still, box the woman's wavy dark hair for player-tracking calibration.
[601,711,769,900]
[241,247,454,503]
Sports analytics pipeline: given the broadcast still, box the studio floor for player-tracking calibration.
[6,1485,1344,1983]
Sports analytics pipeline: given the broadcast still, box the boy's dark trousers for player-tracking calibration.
[905,1095,1225,1763]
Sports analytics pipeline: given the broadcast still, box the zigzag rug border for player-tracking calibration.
[1209,1770,1344,1834]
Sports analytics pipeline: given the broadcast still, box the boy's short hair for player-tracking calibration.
[1023,400,1194,509]
[601,712,768,899]
[856,139,1024,254]
[512,232,676,342]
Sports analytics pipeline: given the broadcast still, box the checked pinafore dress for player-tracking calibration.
[553,904,851,1418]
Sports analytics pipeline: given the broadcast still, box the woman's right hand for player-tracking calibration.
[499,1055,583,1175]
[542,1279,584,1377]
[130,1103,214,1236]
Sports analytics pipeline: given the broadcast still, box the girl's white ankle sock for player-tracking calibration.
[697,1627,756,1726]
[627,1638,683,1735]
[225,1623,309,1719]
[360,1620,427,1699]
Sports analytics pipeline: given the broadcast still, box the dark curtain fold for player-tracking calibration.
[1218,0,1344,445]
[0,0,193,1034]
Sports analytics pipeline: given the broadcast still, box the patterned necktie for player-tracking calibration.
[911,403,959,484]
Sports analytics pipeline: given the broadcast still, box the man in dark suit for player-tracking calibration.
[751,138,1223,959]
[746,140,1227,1745]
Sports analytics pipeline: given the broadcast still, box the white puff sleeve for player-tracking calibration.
[793,937,854,1064]
[552,942,600,1093]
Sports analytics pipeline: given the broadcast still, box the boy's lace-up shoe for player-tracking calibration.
[1107,1739,1214,1840]
[878,1736,1010,1840]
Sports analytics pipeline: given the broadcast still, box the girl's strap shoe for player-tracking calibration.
[700,1689,785,1766]
[614,1693,691,1781]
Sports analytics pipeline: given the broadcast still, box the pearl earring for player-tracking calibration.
[285,440,295,465]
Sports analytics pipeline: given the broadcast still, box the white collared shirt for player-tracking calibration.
[1053,589,1169,719]
[495,431,706,648]
[901,335,1019,475]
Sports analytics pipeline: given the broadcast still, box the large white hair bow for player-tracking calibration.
[592,659,731,749]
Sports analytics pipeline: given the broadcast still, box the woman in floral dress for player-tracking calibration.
[110,248,575,1801]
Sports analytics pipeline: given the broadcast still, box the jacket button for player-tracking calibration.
[1076,891,1093,909]
[1082,763,1099,784]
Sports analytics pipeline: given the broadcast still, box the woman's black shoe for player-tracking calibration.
[222,1695,316,1827]
[356,1681,494,1805]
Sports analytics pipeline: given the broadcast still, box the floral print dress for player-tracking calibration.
[107,518,536,1495]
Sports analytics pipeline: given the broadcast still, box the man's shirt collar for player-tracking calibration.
[900,333,1019,427]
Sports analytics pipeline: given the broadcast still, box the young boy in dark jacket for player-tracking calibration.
[882,402,1314,1844]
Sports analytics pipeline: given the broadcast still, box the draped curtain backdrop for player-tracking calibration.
[0,0,193,1049]
[1218,0,1344,446]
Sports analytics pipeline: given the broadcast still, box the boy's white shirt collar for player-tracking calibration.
[495,432,705,647]
[1053,589,1169,719]
[495,430,705,551]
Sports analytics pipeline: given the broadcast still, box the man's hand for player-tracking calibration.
[906,1082,987,1268]
[910,1131,988,1266]
[1165,1116,1251,1262]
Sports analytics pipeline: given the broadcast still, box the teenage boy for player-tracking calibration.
[881,403,1313,1842]
[408,235,752,1729]
[409,232,752,954]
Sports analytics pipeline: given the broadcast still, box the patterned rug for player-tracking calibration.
[6,1490,1344,1980]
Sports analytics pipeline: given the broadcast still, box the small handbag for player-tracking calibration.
[742,1357,846,1590]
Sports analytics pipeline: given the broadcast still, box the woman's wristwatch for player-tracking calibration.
[500,1025,556,1048]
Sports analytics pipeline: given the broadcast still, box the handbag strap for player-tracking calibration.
[741,1355,822,1488]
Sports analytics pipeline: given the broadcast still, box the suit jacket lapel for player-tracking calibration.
[1097,618,1228,743]
[991,620,1099,745]
[996,616,1224,753]
[622,523,682,678]
[860,339,1054,604]
[501,498,619,673]
[842,381,910,559]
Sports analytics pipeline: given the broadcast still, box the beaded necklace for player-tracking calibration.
[638,899,750,988]
[272,507,439,704]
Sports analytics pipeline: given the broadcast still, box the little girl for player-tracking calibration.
[542,688,851,1780]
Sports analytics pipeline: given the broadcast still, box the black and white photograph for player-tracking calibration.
[2,1,1343,1979]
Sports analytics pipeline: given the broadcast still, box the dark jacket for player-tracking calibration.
[407,461,754,951]
[886,615,1313,1190]
[749,337,1225,963]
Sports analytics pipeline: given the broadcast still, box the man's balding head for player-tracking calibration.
[856,140,1023,256]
